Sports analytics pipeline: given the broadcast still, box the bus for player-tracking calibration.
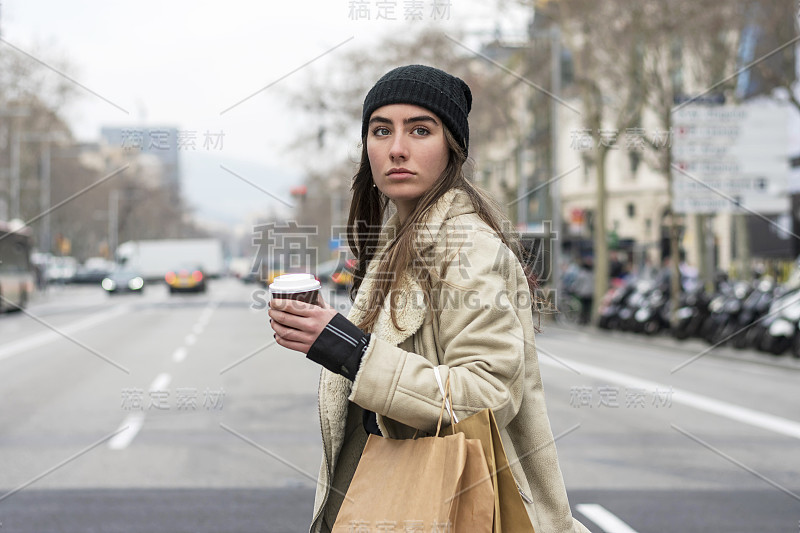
[0,220,35,312]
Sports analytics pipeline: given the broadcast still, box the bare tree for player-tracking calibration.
[638,0,751,314]
[538,0,648,323]
[518,0,771,322]
[284,27,535,244]
[286,29,481,160]
[735,0,798,110]
[1,44,207,260]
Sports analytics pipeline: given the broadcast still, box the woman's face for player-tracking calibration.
[366,103,450,222]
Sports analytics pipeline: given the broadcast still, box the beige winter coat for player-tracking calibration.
[310,188,589,533]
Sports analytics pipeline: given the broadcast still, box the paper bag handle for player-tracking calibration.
[434,375,450,437]
[434,366,459,424]
[434,366,459,439]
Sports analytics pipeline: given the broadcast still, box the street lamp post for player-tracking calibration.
[39,140,51,253]
[22,132,68,253]
[0,107,30,220]
[10,126,20,220]
[109,189,119,259]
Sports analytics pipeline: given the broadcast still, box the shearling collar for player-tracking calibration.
[347,187,476,346]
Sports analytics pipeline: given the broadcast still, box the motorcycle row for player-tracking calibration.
[596,271,800,358]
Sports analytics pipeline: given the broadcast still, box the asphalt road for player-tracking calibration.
[0,279,798,532]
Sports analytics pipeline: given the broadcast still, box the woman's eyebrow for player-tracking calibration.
[368,116,392,125]
[404,115,438,126]
[368,115,440,126]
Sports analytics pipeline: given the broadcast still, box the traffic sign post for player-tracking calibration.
[672,103,790,214]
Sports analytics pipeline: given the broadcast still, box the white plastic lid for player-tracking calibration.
[269,273,321,294]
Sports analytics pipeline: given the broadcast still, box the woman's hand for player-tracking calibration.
[268,294,338,354]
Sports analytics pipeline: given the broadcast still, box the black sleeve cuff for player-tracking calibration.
[306,313,370,380]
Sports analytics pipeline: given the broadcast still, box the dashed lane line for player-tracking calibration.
[108,373,172,450]
[172,346,188,362]
[107,412,145,451]
[149,372,171,392]
[576,504,639,533]
[170,298,219,364]
[110,298,222,450]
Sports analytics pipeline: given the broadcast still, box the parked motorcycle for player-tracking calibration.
[673,286,711,340]
[792,323,800,358]
[731,278,777,349]
[698,280,732,343]
[759,289,800,355]
[616,279,656,332]
[598,281,637,330]
[634,285,671,335]
[700,280,751,346]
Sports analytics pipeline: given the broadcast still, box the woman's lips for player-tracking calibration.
[387,172,414,179]
[387,168,415,180]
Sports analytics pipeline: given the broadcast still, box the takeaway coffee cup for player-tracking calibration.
[269,273,321,306]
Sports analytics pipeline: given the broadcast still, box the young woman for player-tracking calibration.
[269,64,589,533]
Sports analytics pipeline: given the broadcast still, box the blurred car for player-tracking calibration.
[45,256,78,284]
[73,257,114,284]
[227,256,253,280]
[316,258,355,293]
[261,261,285,287]
[165,265,207,293]
[315,260,338,281]
[258,262,317,287]
[101,268,145,295]
[240,269,262,284]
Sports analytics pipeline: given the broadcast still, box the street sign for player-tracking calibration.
[672,103,790,214]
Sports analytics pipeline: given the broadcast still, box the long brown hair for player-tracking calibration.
[346,125,537,333]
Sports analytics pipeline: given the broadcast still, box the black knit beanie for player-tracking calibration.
[361,64,473,153]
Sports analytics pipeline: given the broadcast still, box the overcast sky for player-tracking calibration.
[2,0,530,226]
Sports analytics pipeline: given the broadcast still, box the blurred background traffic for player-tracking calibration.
[2,0,799,335]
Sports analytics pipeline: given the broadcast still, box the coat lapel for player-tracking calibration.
[347,188,463,345]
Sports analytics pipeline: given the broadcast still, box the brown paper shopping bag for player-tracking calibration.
[332,431,493,532]
[452,408,536,532]
[332,377,493,532]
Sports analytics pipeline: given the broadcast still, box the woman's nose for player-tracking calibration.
[389,135,408,160]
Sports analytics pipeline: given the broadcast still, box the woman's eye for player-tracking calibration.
[372,127,390,136]
[412,126,430,136]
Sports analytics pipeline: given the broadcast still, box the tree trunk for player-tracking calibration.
[666,130,681,326]
[692,213,714,291]
[734,213,751,279]
[593,146,609,324]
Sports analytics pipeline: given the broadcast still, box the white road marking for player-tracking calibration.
[108,412,145,451]
[539,355,800,439]
[576,504,639,533]
[172,346,188,362]
[149,372,172,391]
[108,373,172,450]
[0,305,130,363]
[196,301,219,329]
[175,301,220,362]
